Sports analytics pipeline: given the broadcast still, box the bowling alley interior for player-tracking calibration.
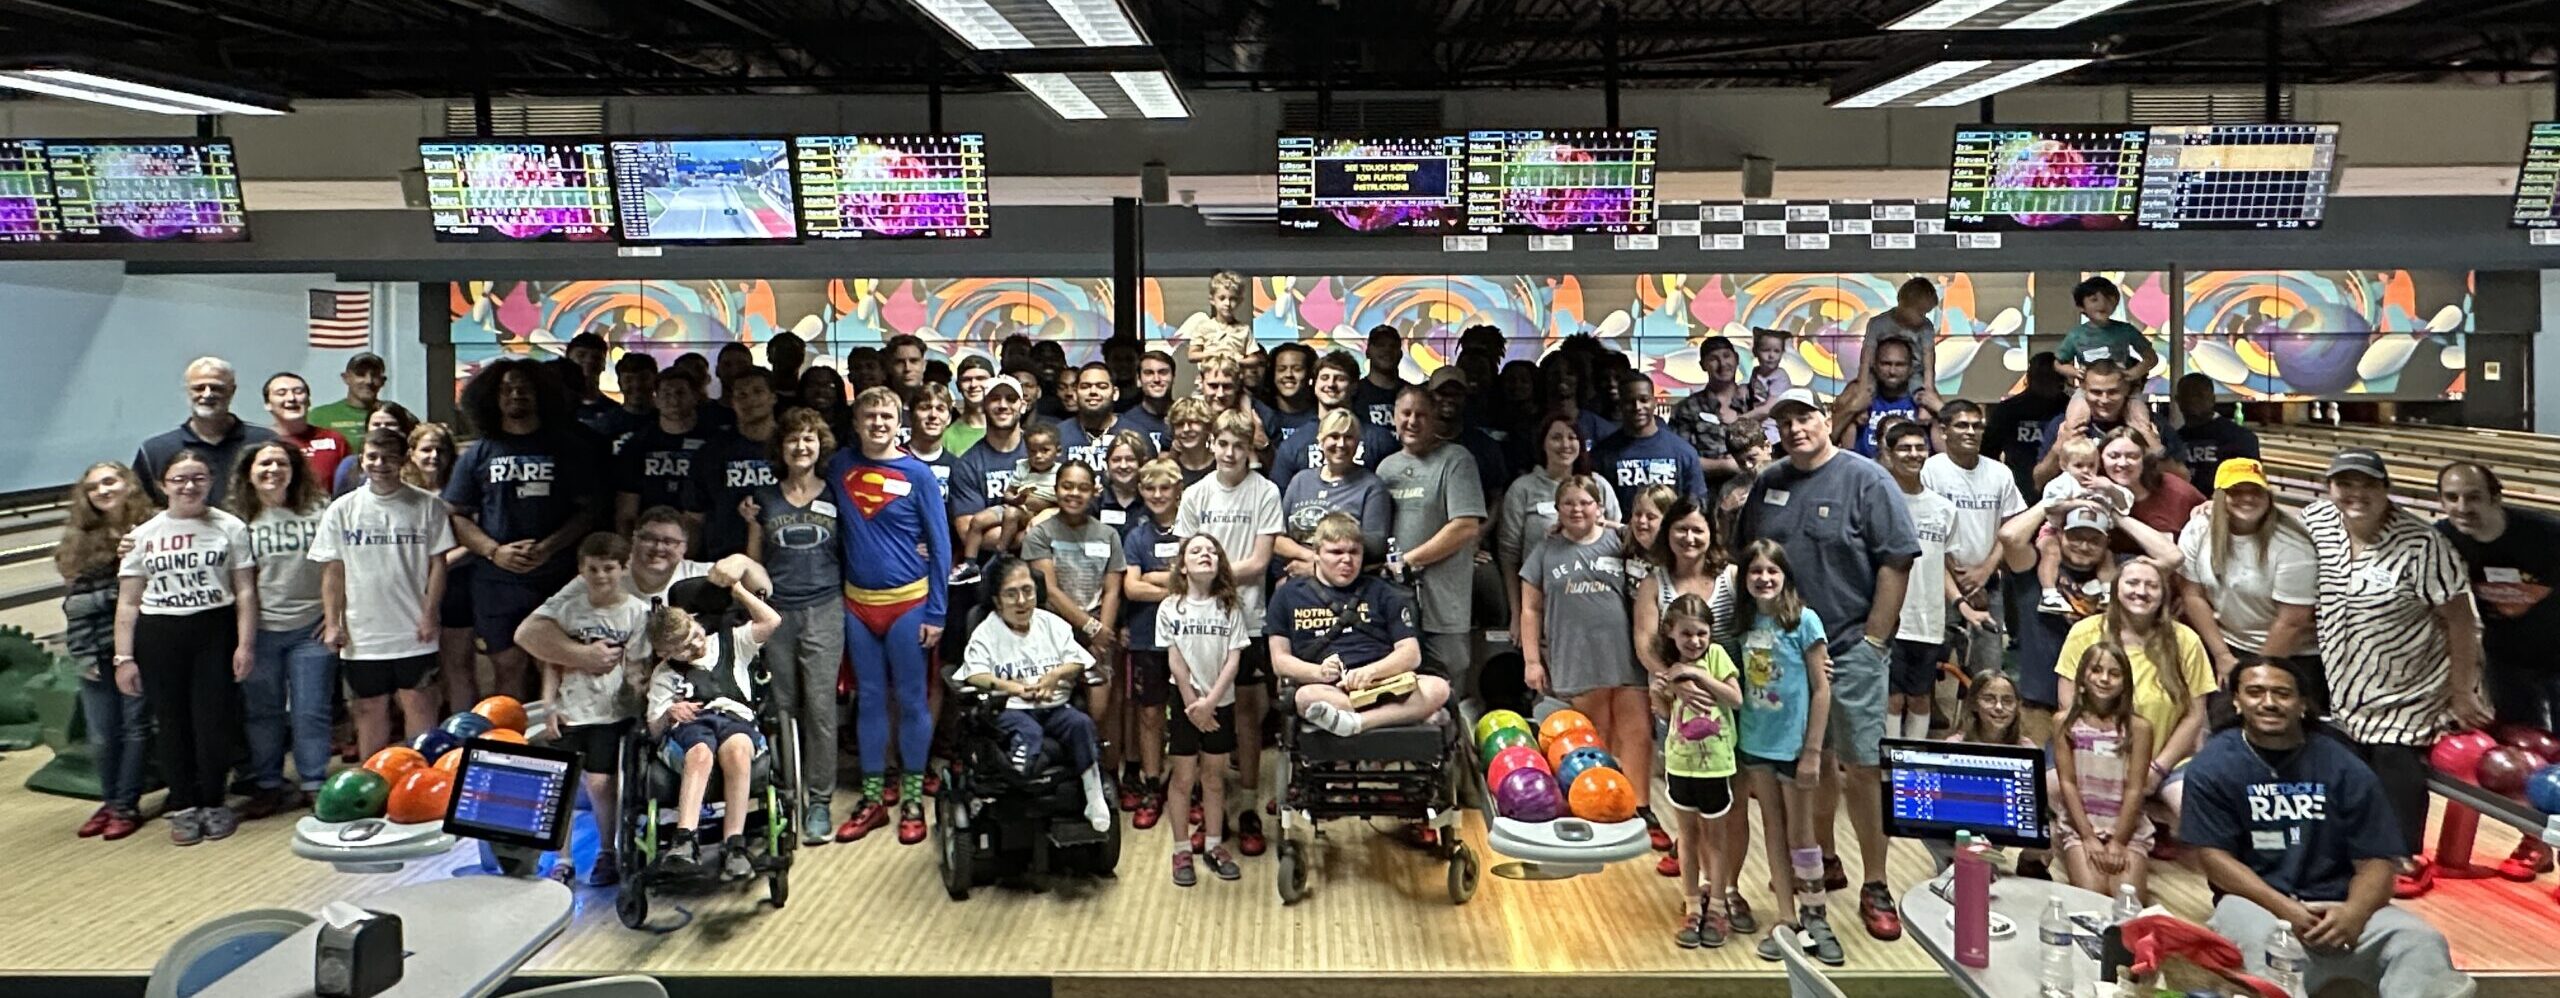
[4,1,2560,997]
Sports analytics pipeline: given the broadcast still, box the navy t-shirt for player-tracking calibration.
[1849,394,1924,458]
[1122,515,1180,652]
[2175,414,2260,495]
[443,429,595,579]
[618,422,718,513]
[1116,404,1170,453]
[1984,392,2065,498]
[2178,728,2403,902]
[1265,402,1319,441]
[1265,573,1422,675]
[1594,426,1710,511]
[1267,416,1397,489]
[948,435,1028,519]
[1355,381,1405,428]
[1055,417,1126,471]
[687,432,777,558]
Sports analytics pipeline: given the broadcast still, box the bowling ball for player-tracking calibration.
[1487,745,1549,789]
[1568,766,1638,823]
[385,767,455,824]
[361,746,426,781]
[314,769,390,822]
[411,728,463,762]
[1474,709,1533,748]
[2257,310,2374,397]
[1538,708,1597,746]
[1495,767,1563,823]
[434,748,465,774]
[2492,724,2560,766]
[1543,727,1604,770]
[2478,746,2541,798]
[1555,746,1618,790]
[1479,726,1537,766]
[2430,730,2500,781]
[2528,764,2560,816]
[441,711,496,740]
[480,728,527,745]
[472,695,530,734]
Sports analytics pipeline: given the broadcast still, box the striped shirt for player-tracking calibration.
[2303,500,2471,746]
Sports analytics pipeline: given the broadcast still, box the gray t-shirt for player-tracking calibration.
[1736,450,1922,658]
[1379,442,1488,633]
[1519,531,1642,696]
[248,506,326,631]
[1023,514,1127,613]
[751,484,842,610]
[1497,465,1623,574]
[1282,467,1393,551]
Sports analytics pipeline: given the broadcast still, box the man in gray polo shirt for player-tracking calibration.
[1735,386,1919,945]
[1379,384,1487,706]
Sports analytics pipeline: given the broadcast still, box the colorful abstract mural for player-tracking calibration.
[2179,270,2471,401]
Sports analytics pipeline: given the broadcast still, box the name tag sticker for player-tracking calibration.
[810,500,838,518]
[880,478,913,496]
[1594,556,1624,574]
[2356,565,2398,590]
[1154,542,1179,560]
[2252,830,2287,852]
[1534,500,1557,517]
[1100,509,1127,526]
[1765,489,1790,507]
[2486,567,2522,584]
[521,482,550,498]
[1082,541,1111,558]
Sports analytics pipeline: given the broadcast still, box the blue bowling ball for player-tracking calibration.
[1555,746,1618,791]
[411,728,463,763]
[2527,763,2560,817]
[440,711,496,740]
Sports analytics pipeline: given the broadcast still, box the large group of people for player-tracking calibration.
[52,274,2525,991]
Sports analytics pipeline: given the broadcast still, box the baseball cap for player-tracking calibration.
[1768,387,1822,418]
[2062,506,2115,535]
[2325,449,2390,485]
[344,352,386,374]
[984,375,1026,399]
[1423,367,1468,392]
[2214,457,2271,492]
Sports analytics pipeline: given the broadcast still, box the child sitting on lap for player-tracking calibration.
[644,579,781,881]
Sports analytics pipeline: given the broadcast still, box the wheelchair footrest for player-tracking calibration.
[1048,822,1108,848]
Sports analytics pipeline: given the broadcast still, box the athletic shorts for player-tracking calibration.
[1825,639,1890,768]
[1235,639,1272,688]
[660,713,763,769]
[1667,773,1733,818]
[439,561,475,631]
[343,654,438,699]
[1169,702,1237,757]
[1738,752,1805,783]
[1889,638,1944,699]
[557,719,633,777]
[1127,650,1170,707]
[471,570,563,654]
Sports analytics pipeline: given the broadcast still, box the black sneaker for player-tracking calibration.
[1205,845,1241,881]
[1172,851,1198,887]
[589,851,622,887]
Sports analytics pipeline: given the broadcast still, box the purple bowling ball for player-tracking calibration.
[2253,311,2373,396]
[1496,767,1564,822]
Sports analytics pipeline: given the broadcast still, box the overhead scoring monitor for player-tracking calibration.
[1464,127,1658,235]
[0,139,58,243]
[418,138,617,243]
[2512,121,2560,229]
[44,138,249,243]
[793,133,990,239]
[608,136,799,244]
[1276,134,1467,234]
[2137,122,2339,230]
[1946,125,2147,232]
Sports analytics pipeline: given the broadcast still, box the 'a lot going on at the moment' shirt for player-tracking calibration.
[959,610,1093,711]
[2303,500,2470,745]
[308,484,457,660]
[1896,486,1956,643]
[1378,442,1488,634]
[2178,728,2404,902]
[686,431,776,558]
[1156,594,1249,707]
[1022,514,1126,613]
[1520,531,1640,697]
[617,423,720,513]
[533,586,650,726]
[247,505,327,631]
[1177,472,1285,637]
[1735,450,1921,658]
[120,510,258,614]
[749,484,842,611]
[443,429,594,579]
[2436,506,2560,678]
[1593,426,1709,513]
[1921,452,2026,570]
[1266,572,1420,674]
[1121,516,1179,653]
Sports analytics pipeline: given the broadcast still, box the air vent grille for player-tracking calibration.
[2129,88,2295,125]
[442,100,608,136]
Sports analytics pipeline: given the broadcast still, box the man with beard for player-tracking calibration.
[1355,325,1408,427]
[1056,363,1127,470]
[688,368,780,558]
[263,372,351,485]
[1269,350,1397,488]
[1593,369,1706,513]
[615,364,718,539]
[1117,349,1178,450]
[136,356,276,505]
[310,352,389,442]
[1667,337,1749,485]
[445,359,599,701]
[1829,338,1938,460]
[885,333,928,392]
[949,375,1032,573]
[2435,460,2560,880]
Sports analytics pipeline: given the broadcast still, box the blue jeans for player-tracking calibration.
[77,675,150,811]
[245,622,339,791]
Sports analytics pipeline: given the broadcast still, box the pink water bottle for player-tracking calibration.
[1953,830,1992,968]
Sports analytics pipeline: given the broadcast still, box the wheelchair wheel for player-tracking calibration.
[1275,839,1308,905]
[1091,810,1122,878]
[775,718,803,864]
[1447,841,1479,905]
[935,797,969,901]
[615,880,649,930]
[767,866,790,909]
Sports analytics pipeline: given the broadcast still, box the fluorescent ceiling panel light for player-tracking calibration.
[1917,58,2091,105]
[1886,0,2137,30]
[23,69,286,115]
[909,0,1035,49]
[906,0,1148,48]
[1010,72,1105,119]
[1046,0,1146,45]
[1888,0,2007,30]
[2003,0,2138,28]
[1831,60,1987,108]
[1111,70,1188,118]
[0,72,201,114]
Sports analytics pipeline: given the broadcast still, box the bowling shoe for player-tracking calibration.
[2394,858,2436,899]
[2499,842,2553,882]
[1657,852,1680,877]
[78,805,112,838]
[1859,883,1903,942]
[897,801,927,845]
[1236,809,1267,856]
[836,800,889,842]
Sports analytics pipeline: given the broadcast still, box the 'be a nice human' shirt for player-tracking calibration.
[120,509,258,614]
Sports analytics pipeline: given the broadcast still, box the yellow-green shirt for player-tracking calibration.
[1664,644,1741,779]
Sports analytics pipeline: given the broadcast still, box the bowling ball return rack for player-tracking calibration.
[2426,771,2560,886]
[1457,701,1652,882]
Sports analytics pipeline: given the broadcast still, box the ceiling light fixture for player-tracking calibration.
[1915,58,2090,105]
[1885,0,2139,31]
[1009,72,1106,120]
[1830,37,2097,108]
[904,0,1149,49]
[0,74,201,115]
[18,69,286,115]
[1006,69,1190,120]
[0,58,290,116]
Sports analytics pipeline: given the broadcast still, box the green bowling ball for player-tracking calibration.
[315,768,391,822]
[1473,709,1533,748]
[1479,725,1537,766]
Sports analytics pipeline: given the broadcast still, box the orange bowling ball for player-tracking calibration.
[1568,766,1638,823]
[1538,708,1596,745]
[385,767,455,824]
[1543,727,1604,770]
[361,746,426,781]
[472,696,530,734]
[433,749,465,774]
[479,728,527,744]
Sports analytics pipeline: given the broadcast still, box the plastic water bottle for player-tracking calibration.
[2035,894,2075,996]
[2099,883,2142,982]
[1385,536,1406,581]
[2264,923,2309,997]
[2111,883,2143,924]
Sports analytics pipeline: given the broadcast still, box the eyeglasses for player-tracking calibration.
[164,475,212,488]
[636,534,686,549]
[997,586,1039,602]
[1973,693,2019,709]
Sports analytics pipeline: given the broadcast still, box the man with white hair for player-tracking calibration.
[135,357,276,505]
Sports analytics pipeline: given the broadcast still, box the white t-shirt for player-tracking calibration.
[532,585,650,725]
[308,485,459,660]
[959,609,1095,711]
[1176,473,1284,637]
[248,506,326,631]
[119,509,257,615]
[1155,594,1249,707]
[2177,516,2318,655]
[1922,452,2026,568]
[1898,486,1958,642]
[540,559,709,617]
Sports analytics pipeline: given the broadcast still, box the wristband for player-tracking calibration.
[113,654,136,665]
[1862,633,1889,650]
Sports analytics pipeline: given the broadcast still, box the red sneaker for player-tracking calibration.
[1132,793,1162,831]
[2395,859,2437,899]
[2499,842,2552,882]
[1189,802,1204,826]
[100,812,140,841]
[1118,781,1144,812]
[896,802,927,845]
[1236,810,1267,857]
[835,801,889,842]
[922,771,941,797]
[1859,882,1904,942]
[78,806,112,838]
[1648,824,1674,852]
[1656,852,1681,877]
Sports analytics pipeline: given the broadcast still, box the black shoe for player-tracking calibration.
[721,836,753,881]
[663,838,702,875]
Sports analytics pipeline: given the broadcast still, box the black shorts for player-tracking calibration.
[558,719,633,776]
[1738,751,1804,783]
[1667,773,1733,818]
[1235,639,1272,688]
[1127,650,1170,707]
[1889,639,1944,699]
[344,654,438,699]
[1169,702,1237,757]
[439,561,475,631]
[471,570,562,654]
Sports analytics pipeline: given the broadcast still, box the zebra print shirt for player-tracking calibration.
[2303,499,2472,746]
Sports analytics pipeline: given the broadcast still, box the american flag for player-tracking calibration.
[307,288,372,349]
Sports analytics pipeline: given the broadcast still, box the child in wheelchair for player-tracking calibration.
[642,578,782,881]
[1266,512,1450,735]
[956,556,1114,833]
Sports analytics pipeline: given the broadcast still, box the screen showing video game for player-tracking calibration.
[1946,125,2146,232]
[2137,122,2338,230]
[45,139,248,243]
[608,137,797,243]
[419,139,617,243]
[2511,121,2560,229]
[1463,128,1658,235]
[793,133,990,239]
[0,139,58,243]
[1277,134,1467,234]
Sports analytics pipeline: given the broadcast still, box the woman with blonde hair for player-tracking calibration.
[56,462,158,840]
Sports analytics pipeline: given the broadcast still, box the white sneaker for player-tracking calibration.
[1303,701,1363,738]
[2036,589,2071,616]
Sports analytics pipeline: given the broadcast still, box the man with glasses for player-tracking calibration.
[1922,399,2025,607]
[137,356,276,505]
[515,507,772,667]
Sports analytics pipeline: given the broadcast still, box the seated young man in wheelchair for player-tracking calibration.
[642,578,784,881]
[956,555,1114,833]
[1267,512,1451,736]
